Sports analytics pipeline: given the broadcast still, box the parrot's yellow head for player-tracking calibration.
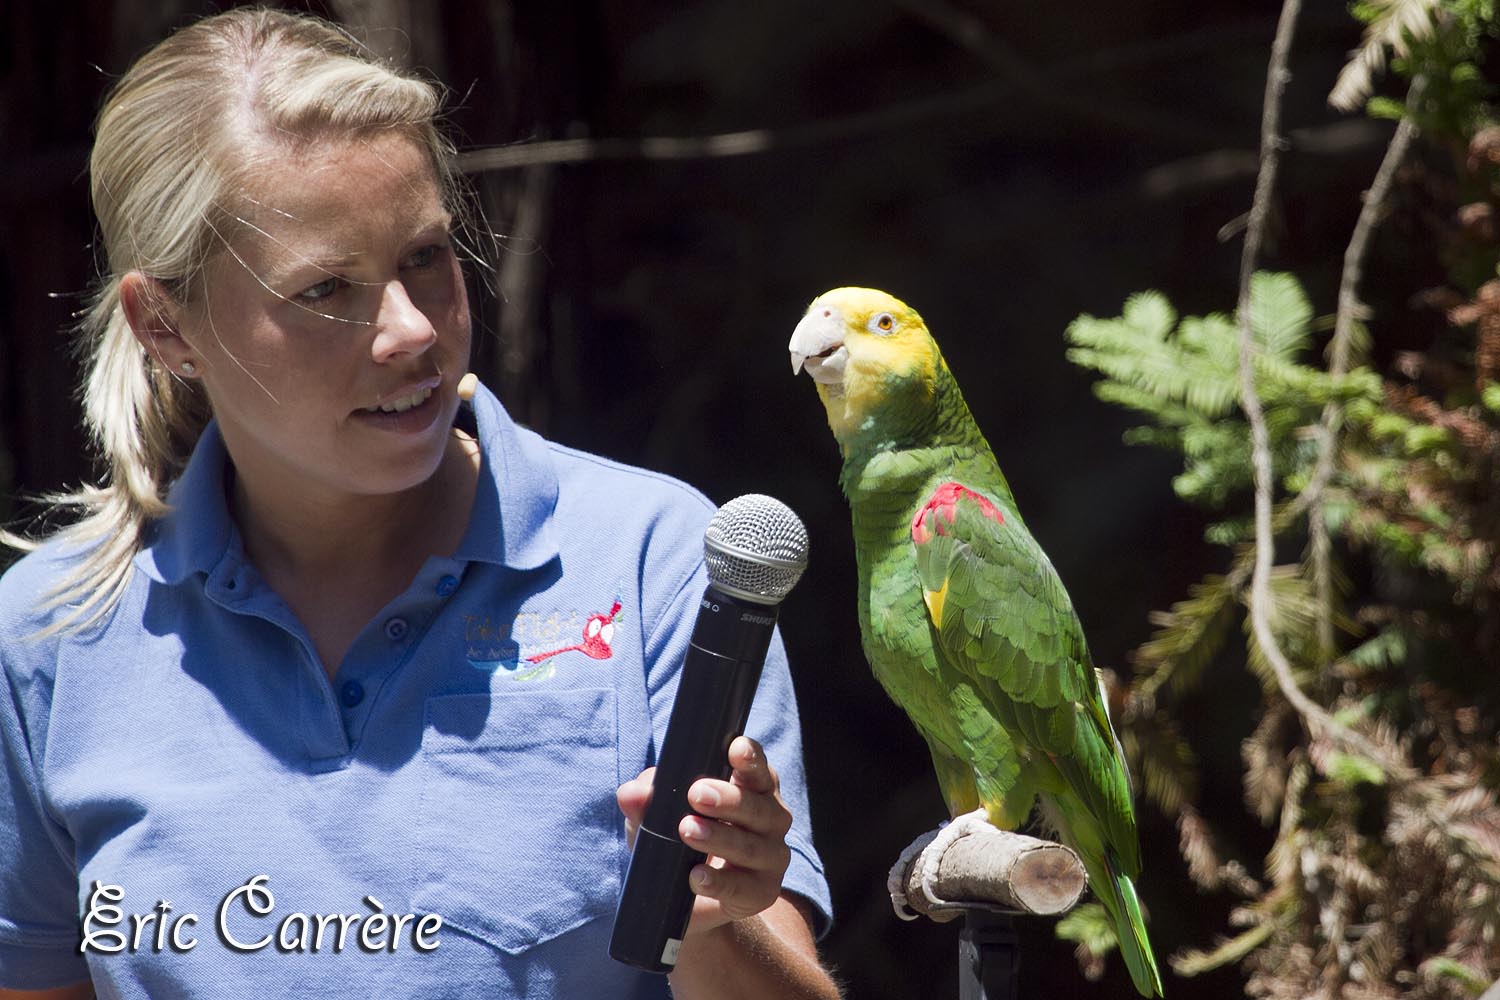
[788,287,942,442]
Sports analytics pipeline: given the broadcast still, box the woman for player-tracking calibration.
[0,9,837,999]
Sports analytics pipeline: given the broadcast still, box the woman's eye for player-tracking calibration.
[298,276,341,301]
[402,244,443,269]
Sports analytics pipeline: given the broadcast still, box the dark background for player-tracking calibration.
[1,2,1397,996]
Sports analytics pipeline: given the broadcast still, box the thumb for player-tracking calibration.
[617,767,656,850]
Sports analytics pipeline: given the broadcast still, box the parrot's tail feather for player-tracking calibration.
[1099,849,1164,998]
[1040,796,1163,996]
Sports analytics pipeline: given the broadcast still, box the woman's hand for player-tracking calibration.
[617,737,839,999]
[616,735,794,934]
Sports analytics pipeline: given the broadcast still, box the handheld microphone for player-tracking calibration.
[608,494,809,973]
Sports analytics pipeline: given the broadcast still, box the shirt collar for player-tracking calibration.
[453,380,560,570]
[134,381,559,585]
[133,423,236,585]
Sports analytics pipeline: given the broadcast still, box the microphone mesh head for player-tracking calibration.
[703,494,809,605]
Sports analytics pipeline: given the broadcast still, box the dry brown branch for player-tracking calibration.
[1293,78,1424,654]
[1235,0,1409,776]
[890,824,1087,923]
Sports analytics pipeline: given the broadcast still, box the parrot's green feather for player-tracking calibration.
[1046,796,1164,998]
[797,287,1162,995]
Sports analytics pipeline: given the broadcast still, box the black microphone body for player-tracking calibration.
[607,585,780,972]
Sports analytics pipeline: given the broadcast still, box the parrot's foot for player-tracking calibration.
[886,830,938,921]
[886,808,994,920]
[917,808,991,909]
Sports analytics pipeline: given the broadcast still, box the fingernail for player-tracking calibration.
[691,867,712,891]
[694,786,720,809]
[681,817,707,841]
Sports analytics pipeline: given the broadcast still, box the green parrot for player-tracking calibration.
[788,286,1163,996]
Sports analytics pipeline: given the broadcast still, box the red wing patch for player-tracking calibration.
[911,482,1005,544]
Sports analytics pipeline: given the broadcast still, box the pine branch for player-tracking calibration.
[1171,917,1278,977]
[1292,78,1425,656]
[1239,0,1314,728]
[1236,0,1408,777]
[1331,85,1425,381]
[1133,575,1238,702]
[1327,0,1442,112]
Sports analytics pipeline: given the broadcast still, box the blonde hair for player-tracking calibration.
[12,6,463,635]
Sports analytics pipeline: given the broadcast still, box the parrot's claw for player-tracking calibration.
[887,809,995,920]
[889,892,921,922]
[886,829,936,921]
[918,808,991,909]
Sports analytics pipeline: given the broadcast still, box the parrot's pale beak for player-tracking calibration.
[789,308,849,386]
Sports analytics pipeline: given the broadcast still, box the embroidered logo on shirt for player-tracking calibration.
[465,600,623,681]
[525,600,621,663]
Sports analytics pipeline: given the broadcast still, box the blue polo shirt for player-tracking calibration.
[0,386,831,999]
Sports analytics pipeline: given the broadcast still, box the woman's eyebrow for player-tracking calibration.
[241,207,453,285]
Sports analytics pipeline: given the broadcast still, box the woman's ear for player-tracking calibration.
[120,271,198,375]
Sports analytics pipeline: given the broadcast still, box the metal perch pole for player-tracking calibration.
[959,908,1021,1000]
[889,822,1087,1000]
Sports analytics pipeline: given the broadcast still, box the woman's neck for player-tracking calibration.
[231,429,481,594]
[228,430,481,676]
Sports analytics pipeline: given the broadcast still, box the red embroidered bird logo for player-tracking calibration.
[525,600,621,663]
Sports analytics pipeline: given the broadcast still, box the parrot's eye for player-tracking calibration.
[873,313,895,334]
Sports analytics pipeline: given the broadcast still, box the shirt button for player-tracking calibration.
[383,617,409,641]
[435,575,459,597]
[340,680,365,708]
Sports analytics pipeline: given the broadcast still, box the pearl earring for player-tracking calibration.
[180,360,197,376]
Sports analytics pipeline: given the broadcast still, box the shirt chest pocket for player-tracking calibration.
[411,688,623,954]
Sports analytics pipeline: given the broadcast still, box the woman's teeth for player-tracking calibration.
[367,386,433,413]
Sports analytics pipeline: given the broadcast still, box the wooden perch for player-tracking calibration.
[888,817,1087,924]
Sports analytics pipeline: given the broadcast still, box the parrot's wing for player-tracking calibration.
[911,481,1140,876]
